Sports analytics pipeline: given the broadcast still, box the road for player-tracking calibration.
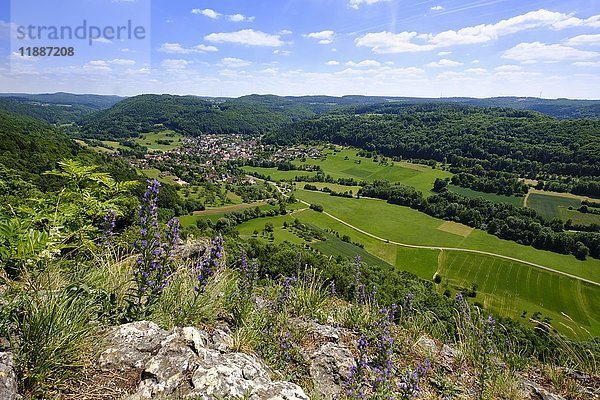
[264,178,600,287]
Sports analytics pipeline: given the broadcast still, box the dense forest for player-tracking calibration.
[79,94,319,139]
[266,104,600,195]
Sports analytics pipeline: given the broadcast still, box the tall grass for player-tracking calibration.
[12,287,98,396]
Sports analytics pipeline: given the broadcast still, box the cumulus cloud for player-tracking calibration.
[161,59,193,70]
[192,9,221,19]
[228,14,255,22]
[205,29,284,47]
[158,42,218,54]
[572,61,600,67]
[564,34,600,46]
[273,49,292,56]
[220,57,252,68]
[325,60,340,65]
[430,5,444,11]
[305,30,335,45]
[346,60,381,67]
[425,58,464,67]
[502,42,599,62]
[356,9,600,53]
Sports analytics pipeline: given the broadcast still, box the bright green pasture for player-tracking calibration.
[135,130,183,152]
[293,189,600,283]
[437,251,600,339]
[140,168,180,186]
[241,166,317,181]
[295,181,362,194]
[528,193,581,220]
[293,148,452,194]
[448,185,525,207]
[559,208,600,226]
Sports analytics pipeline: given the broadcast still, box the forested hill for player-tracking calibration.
[79,94,318,139]
[0,92,122,109]
[264,104,600,178]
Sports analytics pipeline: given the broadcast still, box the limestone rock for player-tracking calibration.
[523,379,566,400]
[0,352,18,400]
[306,342,355,398]
[98,321,169,371]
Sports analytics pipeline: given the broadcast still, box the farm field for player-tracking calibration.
[293,148,452,194]
[448,185,525,207]
[140,168,181,186]
[560,208,600,226]
[241,166,317,181]
[294,189,600,283]
[135,130,183,152]
[527,192,581,220]
[181,201,306,227]
[295,181,362,194]
[244,148,451,194]
[437,251,600,338]
[236,205,600,338]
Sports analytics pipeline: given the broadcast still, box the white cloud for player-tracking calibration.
[437,51,452,56]
[192,8,221,19]
[356,31,435,53]
[108,59,136,66]
[464,68,488,74]
[572,61,600,67]
[346,60,381,67]
[356,9,600,53]
[325,60,340,66]
[348,0,391,10]
[161,59,192,70]
[564,34,600,46]
[305,30,335,45]
[205,29,284,47]
[221,57,252,68]
[494,65,522,72]
[229,14,255,22]
[503,42,599,62]
[84,60,111,72]
[279,30,293,35]
[425,58,464,67]
[472,59,480,64]
[430,5,444,11]
[273,49,292,56]
[158,42,218,54]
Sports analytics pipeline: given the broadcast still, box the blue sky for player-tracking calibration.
[1,0,599,98]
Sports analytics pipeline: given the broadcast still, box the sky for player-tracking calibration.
[1,0,599,98]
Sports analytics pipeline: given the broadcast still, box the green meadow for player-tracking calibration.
[135,130,183,152]
[528,193,582,220]
[448,185,525,207]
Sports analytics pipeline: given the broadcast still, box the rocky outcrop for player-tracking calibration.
[296,319,356,398]
[523,379,567,400]
[98,321,308,400]
[0,351,18,400]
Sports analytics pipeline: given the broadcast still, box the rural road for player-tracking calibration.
[260,178,600,287]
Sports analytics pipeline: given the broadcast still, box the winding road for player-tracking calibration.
[263,178,600,287]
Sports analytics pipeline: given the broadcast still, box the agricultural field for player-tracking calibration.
[293,148,452,194]
[436,251,600,339]
[134,130,183,152]
[244,147,451,194]
[241,166,317,181]
[140,168,181,186]
[527,192,581,220]
[448,185,525,207]
[559,208,600,226]
[236,204,600,338]
[293,189,600,283]
[295,181,362,194]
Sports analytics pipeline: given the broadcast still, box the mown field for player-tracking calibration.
[243,148,452,195]
[134,130,183,152]
[437,251,600,338]
[448,185,525,207]
[294,189,600,283]
[528,193,582,220]
[235,204,600,338]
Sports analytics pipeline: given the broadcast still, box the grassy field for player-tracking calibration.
[559,208,600,226]
[244,148,451,195]
[241,166,317,181]
[436,251,600,338]
[294,189,600,283]
[295,181,362,194]
[140,168,181,186]
[528,193,581,220]
[235,205,599,338]
[448,185,525,207]
[135,130,183,152]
